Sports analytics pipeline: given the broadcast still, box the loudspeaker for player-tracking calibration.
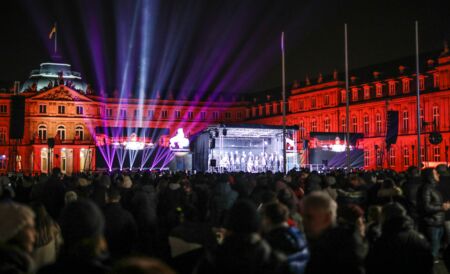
[386,111,398,146]
[210,138,215,149]
[9,96,25,139]
[48,138,55,148]
[210,159,216,167]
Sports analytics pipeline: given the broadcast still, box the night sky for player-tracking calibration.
[0,0,449,97]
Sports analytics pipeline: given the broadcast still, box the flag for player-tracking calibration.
[49,24,56,39]
[281,32,285,52]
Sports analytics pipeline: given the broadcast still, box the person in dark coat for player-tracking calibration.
[40,168,65,220]
[262,202,309,274]
[103,187,138,262]
[366,202,433,274]
[302,192,366,274]
[195,200,288,274]
[208,174,238,227]
[436,164,450,244]
[38,200,109,274]
[402,166,423,226]
[417,168,450,260]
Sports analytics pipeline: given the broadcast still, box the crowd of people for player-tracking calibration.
[1,164,450,274]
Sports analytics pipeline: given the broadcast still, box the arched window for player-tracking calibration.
[376,113,382,134]
[311,119,317,132]
[75,125,84,141]
[363,114,369,135]
[324,116,330,132]
[57,125,66,140]
[38,125,47,140]
[352,116,358,132]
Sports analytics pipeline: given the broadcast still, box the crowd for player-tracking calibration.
[0,164,450,274]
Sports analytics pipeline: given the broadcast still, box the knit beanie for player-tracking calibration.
[0,202,35,243]
[59,199,104,246]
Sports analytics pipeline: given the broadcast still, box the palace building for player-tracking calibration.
[0,46,449,174]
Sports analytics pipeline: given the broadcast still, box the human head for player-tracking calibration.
[112,257,176,274]
[226,200,261,234]
[0,202,36,253]
[301,192,337,239]
[422,168,439,183]
[262,202,289,232]
[106,187,121,203]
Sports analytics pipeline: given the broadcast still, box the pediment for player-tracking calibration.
[30,85,93,102]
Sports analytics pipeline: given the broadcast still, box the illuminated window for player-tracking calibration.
[0,105,7,113]
[363,115,369,135]
[419,78,425,90]
[39,105,47,114]
[433,106,440,128]
[421,147,425,163]
[376,113,382,134]
[434,73,439,88]
[376,148,382,166]
[175,110,181,119]
[420,108,424,130]
[389,82,396,95]
[352,88,358,101]
[161,110,168,119]
[106,108,112,117]
[75,125,84,141]
[434,146,441,162]
[402,79,410,93]
[403,147,410,166]
[38,125,47,140]
[134,109,139,118]
[76,106,83,115]
[352,116,358,132]
[324,95,330,106]
[311,119,317,132]
[57,125,66,140]
[311,97,316,108]
[376,84,383,97]
[402,111,409,132]
[0,127,6,144]
[212,112,219,120]
[364,86,370,99]
[120,109,127,118]
[225,112,231,120]
[188,111,193,120]
[298,100,304,110]
[341,116,346,132]
[200,112,206,121]
[148,110,154,119]
[58,105,65,114]
[341,90,346,103]
[389,148,396,167]
[364,150,370,167]
[299,121,304,138]
[324,117,330,132]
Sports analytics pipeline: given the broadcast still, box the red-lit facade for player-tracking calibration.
[1,51,449,174]
[250,51,450,171]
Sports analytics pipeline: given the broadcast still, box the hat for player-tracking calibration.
[382,202,407,222]
[226,200,260,234]
[59,199,104,246]
[0,202,35,243]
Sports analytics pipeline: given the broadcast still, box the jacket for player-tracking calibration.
[417,180,445,227]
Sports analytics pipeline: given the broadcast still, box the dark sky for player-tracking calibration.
[0,0,448,97]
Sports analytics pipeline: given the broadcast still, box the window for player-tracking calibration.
[161,110,168,119]
[324,117,330,132]
[120,109,127,118]
[39,105,47,114]
[376,113,382,134]
[134,109,140,118]
[175,110,181,119]
[421,147,425,163]
[420,108,424,130]
[402,79,410,93]
[75,125,84,141]
[311,119,317,132]
[106,108,112,117]
[252,107,257,117]
[0,105,6,113]
[188,111,193,120]
[58,105,65,114]
[268,105,273,115]
[434,146,441,162]
[433,106,440,128]
[148,110,154,119]
[298,100,304,110]
[352,88,358,101]
[434,73,439,88]
[419,78,425,90]
[403,147,410,166]
[237,112,242,120]
[376,84,383,97]
[364,115,369,135]
[352,116,358,132]
[341,116,346,132]
[364,86,370,99]
[38,125,47,140]
[311,97,316,108]
[389,82,396,95]
[225,112,231,120]
[402,111,409,132]
[76,106,83,115]
[0,127,6,144]
[389,148,396,167]
[0,156,6,170]
[376,148,382,166]
[200,111,206,121]
[341,90,346,103]
[324,95,330,106]
[364,150,370,167]
[57,125,66,140]
[212,112,219,120]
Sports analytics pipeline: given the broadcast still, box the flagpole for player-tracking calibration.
[281,31,287,174]
[345,23,350,171]
[415,21,421,167]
